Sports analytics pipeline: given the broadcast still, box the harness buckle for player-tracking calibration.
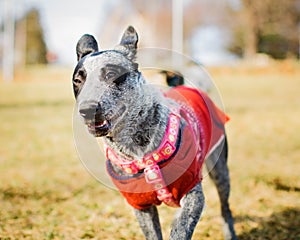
[144,165,162,184]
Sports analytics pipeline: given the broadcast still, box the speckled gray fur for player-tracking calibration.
[72,26,237,240]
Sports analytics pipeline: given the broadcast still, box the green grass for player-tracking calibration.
[0,64,300,239]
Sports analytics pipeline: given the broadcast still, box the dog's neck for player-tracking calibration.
[104,77,172,160]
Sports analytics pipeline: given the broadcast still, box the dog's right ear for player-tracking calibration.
[76,34,99,61]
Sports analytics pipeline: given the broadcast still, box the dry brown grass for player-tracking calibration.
[0,63,299,239]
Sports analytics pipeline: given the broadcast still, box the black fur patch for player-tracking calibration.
[100,64,129,86]
[76,34,98,61]
[72,61,87,97]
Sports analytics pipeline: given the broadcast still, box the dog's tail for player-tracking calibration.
[161,70,184,87]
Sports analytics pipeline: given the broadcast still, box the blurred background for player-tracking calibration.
[0,0,300,239]
[0,0,300,77]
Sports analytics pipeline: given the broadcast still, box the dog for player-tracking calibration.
[72,26,237,240]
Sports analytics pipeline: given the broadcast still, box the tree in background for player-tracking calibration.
[16,8,48,65]
[130,0,300,60]
[230,0,300,59]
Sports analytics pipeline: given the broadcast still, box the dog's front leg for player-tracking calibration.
[170,182,205,240]
[133,205,163,240]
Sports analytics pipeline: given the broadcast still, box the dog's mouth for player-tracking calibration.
[86,119,111,137]
[84,105,126,137]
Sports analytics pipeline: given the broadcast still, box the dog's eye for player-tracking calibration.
[105,71,117,80]
[78,70,85,77]
[101,65,129,85]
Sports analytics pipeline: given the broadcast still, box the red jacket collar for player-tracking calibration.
[104,106,181,174]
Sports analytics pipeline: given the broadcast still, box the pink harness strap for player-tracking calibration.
[104,107,181,207]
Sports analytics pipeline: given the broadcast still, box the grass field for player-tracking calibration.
[0,63,299,239]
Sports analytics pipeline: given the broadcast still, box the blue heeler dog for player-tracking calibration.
[72,26,237,240]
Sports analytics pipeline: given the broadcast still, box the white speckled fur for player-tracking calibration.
[72,26,237,240]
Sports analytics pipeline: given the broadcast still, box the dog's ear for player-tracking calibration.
[115,26,138,60]
[76,34,99,61]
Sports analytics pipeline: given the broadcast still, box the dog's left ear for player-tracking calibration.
[115,26,138,60]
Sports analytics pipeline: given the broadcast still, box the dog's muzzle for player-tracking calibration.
[79,103,111,137]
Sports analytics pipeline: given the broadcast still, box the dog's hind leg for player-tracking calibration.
[133,205,163,240]
[170,182,205,240]
[205,136,237,240]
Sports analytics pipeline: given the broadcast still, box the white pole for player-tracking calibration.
[2,0,15,82]
[172,0,183,68]
[297,23,300,60]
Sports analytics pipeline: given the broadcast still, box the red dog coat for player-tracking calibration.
[106,86,229,210]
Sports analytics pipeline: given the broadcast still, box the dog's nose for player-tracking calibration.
[79,107,95,119]
[79,103,101,119]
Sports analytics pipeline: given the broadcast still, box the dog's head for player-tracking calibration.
[72,26,144,137]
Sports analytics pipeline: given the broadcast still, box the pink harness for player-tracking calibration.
[104,107,183,207]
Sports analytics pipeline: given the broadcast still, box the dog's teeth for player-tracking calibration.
[97,120,107,128]
[100,121,106,127]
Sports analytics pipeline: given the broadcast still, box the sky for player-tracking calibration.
[191,25,237,65]
[1,0,237,66]
[31,0,116,65]
[1,0,116,66]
